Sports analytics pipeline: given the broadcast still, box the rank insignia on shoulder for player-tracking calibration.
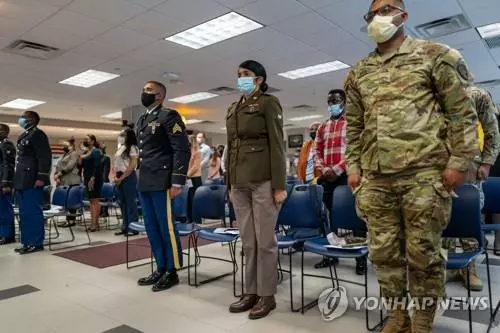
[172,123,183,134]
[277,114,282,119]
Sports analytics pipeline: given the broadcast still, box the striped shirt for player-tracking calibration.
[313,115,347,176]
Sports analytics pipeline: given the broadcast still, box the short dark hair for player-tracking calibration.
[239,60,269,93]
[147,81,166,96]
[371,0,405,10]
[0,123,10,136]
[328,89,346,100]
[23,110,40,125]
[87,134,100,148]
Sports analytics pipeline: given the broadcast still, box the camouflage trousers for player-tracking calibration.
[355,169,451,301]
[442,181,484,253]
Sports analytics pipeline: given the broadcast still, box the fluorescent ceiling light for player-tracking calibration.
[289,115,323,122]
[185,119,204,125]
[165,12,263,49]
[59,69,120,88]
[169,92,218,104]
[278,61,350,80]
[477,22,500,39]
[101,111,122,119]
[221,127,227,130]
[1,98,46,110]
[67,128,75,132]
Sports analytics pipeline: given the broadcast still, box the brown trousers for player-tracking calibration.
[231,181,280,296]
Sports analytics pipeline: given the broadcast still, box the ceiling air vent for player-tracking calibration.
[3,40,63,60]
[291,104,317,112]
[413,14,471,39]
[208,86,238,95]
[484,36,500,49]
[267,86,281,93]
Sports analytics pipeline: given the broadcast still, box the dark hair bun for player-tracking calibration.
[121,120,134,130]
[260,82,269,93]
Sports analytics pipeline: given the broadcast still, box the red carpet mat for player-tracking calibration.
[53,236,213,269]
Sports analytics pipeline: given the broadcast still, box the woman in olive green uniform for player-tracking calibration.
[225,60,287,320]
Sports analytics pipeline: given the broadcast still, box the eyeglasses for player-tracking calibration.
[364,4,405,23]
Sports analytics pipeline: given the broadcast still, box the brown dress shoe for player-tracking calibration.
[229,294,258,313]
[248,296,276,320]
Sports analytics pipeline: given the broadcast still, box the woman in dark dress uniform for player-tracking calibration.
[80,134,103,232]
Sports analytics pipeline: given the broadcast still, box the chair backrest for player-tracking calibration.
[100,183,115,200]
[286,178,301,185]
[277,184,324,229]
[67,185,85,210]
[192,185,226,222]
[330,185,367,232]
[204,178,224,186]
[172,185,190,220]
[442,184,483,248]
[52,186,70,207]
[482,177,500,214]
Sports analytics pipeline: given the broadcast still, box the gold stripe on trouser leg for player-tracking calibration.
[166,190,181,270]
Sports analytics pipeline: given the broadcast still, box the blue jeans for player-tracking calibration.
[17,188,44,246]
[139,190,183,272]
[0,192,14,239]
[116,172,138,233]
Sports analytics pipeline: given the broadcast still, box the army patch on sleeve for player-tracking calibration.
[456,59,470,81]
[172,123,183,134]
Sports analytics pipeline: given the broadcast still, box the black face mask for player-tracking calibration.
[83,141,90,148]
[141,92,156,108]
[310,131,316,140]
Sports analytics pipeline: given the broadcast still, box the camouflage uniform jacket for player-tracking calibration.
[471,86,500,165]
[344,37,478,176]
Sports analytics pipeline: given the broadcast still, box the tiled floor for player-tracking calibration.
[1,218,499,333]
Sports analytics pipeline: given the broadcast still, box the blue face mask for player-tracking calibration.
[328,104,344,117]
[237,77,256,95]
[18,117,28,129]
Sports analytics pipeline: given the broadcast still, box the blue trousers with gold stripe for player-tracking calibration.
[0,192,15,239]
[139,191,182,272]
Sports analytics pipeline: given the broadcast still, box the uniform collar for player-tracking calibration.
[146,104,161,114]
[372,36,415,61]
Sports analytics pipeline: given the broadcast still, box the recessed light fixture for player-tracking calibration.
[278,61,350,80]
[165,12,263,50]
[185,119,204,125]
[67,128,75,132]
[59,69,120,88]
[477,22,500,39]
[289,115,323,122]
[0,98,46,110]
[169,92,219,104]
[101,111,122,119]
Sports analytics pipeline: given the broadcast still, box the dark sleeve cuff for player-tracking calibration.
[37,173,50,182]
[171,173,187,186]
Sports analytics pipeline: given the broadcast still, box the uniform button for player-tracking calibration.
[140,132,143,135]
[140,140,143,144]
[140,158,143,162]
[139,149,143,153]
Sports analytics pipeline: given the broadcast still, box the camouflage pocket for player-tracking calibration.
[432,181,452,231]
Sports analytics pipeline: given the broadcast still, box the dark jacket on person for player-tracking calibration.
[225,91,286,190]
[13,127,52,190]
[136,105,190,192]
[0,138,16,187]
[101,154,111,183]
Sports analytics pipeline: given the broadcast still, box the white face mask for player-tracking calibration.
[367,13,404,44]
[196,138,203,144]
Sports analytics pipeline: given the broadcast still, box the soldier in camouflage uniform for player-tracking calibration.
[345,1,478,332]
[443,86,500,291]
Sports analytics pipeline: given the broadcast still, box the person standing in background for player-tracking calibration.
[13,111,52,254]
[80,135,103,232]
[0,124,16,245]
[136,80,190,292]
[114,128,139,236]
[345,1,477,331]
[100,144,111,218]
[226,60,287,320]
[187,135,202,223]
[196,132,212,183]
[54,137,81,228]
[208,149,221,180]
[297,122,321,183]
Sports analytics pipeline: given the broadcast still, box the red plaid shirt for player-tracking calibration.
[312,115,346,176]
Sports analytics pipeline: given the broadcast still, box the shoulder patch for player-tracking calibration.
[172,123,183,134]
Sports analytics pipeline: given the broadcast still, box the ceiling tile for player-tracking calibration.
[123,0,167,9]
[21,27,89,50]
[30,0,74,6]
[67,0,146,25]
[122,11,190,39]
[153,0,228,26]
[458,0,499,12]
[0,0,60,24]
[238,0,310,25]
[89,27,157,55]
[213,0,259,9]
[296,0,344,10]
[271,12,337,40]
[458,41,500,83]
[465,4,500,27]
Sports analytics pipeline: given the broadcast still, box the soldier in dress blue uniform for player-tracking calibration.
[0,124,16,245]
[13,111,52,255]
[136,81,190,292]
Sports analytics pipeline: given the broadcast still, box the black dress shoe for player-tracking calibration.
[138,271,164,286]
[114,231,125,236]
[355,257,367,276]
[14,245,27,253]
[0,237,15,245]
[126,231,139,237]
[18,245,44,255]
[314,257,339,269]
[152,273,179,292]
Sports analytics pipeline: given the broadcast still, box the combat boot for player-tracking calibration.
[445,269,459,283]
[459,262,483,291]
[380,310,411,333]
[411,305,437,333]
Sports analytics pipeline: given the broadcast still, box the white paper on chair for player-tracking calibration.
[324,232,367,250]
[213,228,240,235]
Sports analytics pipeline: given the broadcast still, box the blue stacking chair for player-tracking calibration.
[482,177,500,332]
[275,184,324,312]
[286,177,301,185]
[100,182,120,229]
[443,184,493,333]
[203,178,224,186]
[190,185,242,297]
[301,185,383,331]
